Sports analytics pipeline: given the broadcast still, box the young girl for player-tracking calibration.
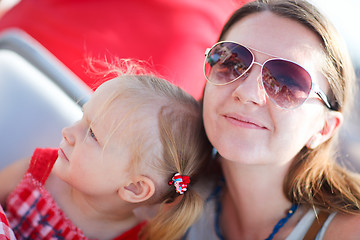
[0,67,211,240]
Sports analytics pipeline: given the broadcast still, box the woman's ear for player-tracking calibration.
[306,110,343,149]
[118,176,156,203]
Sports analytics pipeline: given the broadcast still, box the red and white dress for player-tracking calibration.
[6,148,145,240]
[0,204,16,240]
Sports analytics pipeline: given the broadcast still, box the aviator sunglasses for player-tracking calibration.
[204,41,333,110]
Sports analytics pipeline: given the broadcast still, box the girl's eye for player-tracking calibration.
[89,128,98,142]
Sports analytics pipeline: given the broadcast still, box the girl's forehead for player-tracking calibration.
[86,79,127,113]
[89,92,159,127]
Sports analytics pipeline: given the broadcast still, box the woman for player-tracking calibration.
[186,0,360,239]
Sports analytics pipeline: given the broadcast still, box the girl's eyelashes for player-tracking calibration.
[89,128,98,142]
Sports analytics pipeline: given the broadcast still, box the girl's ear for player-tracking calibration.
[306,110,343,149]
[118,176,156,203]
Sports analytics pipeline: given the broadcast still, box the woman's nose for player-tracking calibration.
[231,63,267,106]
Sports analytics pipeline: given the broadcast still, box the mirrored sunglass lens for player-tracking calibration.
[262,60,312,109]
[205,42,253,84]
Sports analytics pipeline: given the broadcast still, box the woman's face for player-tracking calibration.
[203,12,331,166]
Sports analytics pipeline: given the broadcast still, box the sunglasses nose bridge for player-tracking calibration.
[231,61,267,106]
[252,61,263,67]
[252,61,264,81]
[248,60,266,88]
[251,61,269,104]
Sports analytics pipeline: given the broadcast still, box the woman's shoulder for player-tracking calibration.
[323,212,360,239]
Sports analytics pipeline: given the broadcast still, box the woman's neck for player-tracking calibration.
[219,157,299,240]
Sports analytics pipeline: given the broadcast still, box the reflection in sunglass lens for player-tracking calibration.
[205,42,253,84]
[262,60,312,109]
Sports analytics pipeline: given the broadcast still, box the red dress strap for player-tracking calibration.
[113,221,146,240]
[27,148,58,185]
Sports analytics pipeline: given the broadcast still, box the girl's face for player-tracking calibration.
[203,12,332,166]
[53,80,148,196]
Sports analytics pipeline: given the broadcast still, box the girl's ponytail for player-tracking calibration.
[141,187,203,240]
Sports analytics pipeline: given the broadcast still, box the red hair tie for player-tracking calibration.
[168,173,190,194]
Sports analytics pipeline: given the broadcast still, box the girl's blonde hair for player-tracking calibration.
[92,59,212,239]
[218,0,360,214]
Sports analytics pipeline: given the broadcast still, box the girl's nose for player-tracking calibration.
[231,63,267,106]
[61,124,76,145]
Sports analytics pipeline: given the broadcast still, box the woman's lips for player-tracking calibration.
[58,148,69,162]
[223,113,267,130]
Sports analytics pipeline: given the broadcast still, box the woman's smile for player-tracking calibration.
[223,112,268,130]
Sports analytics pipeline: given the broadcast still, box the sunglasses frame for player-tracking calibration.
[204,41,333,110]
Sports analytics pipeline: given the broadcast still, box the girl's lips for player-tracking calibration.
[58,148,69,162]
[223,113,268,130]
